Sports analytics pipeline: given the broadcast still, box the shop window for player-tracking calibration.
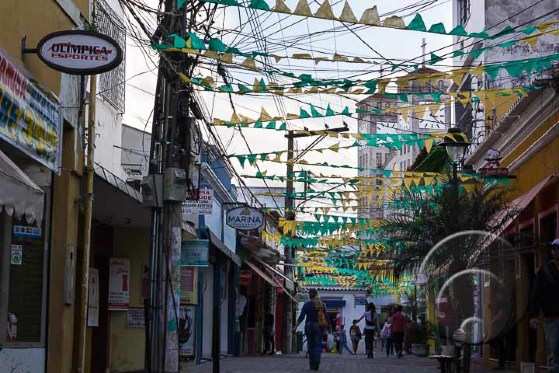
[0,215,45,345]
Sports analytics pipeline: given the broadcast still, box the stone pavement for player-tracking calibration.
[181,352,441,372]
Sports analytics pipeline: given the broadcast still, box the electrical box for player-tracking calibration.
[142,174,163,207]
[164,167,187,202]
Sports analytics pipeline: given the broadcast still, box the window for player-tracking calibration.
[376,153,383,168]
[458,0,471,25]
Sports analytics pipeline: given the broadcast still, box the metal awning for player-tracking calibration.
[245,260,278,288]
[0,149,44,223]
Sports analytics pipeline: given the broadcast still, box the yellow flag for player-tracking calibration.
[383,16,406,28]
[242,58,257,70]
[339,1,358,23]
[425,138,434,154]
[293,0,312,16]
[273,0,291,13]
[315,0,335,19]
[259,107,272,121]
[359,6,380,26]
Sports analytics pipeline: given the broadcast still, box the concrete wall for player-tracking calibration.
[94,99,126,179]
[109,227,150,372]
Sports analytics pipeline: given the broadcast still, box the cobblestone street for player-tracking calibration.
[182,353,441,373]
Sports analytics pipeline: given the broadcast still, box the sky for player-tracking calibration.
[120,0,456,199]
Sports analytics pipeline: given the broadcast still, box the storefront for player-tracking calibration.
[0,48,61,372]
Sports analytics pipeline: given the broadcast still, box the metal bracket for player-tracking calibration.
[21,36,38,59]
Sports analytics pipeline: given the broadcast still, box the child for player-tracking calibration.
[349,320,362,354]
[338,325,353,354]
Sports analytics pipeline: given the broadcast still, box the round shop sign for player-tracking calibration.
[226,207,264,231]
[37,30,123,75]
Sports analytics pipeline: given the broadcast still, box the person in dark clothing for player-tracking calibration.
[529,239,559,373]
[263,312,275,355]
[295,289,329,371]
[357,303,377,358]
[391,305,406,358]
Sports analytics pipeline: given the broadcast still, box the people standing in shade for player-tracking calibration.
[349,320,362,354]
[357,303,378,358]
[391,305,407,358]
[295,289,330,371]
[262,312,275,355]
[529,239,559,373]
[381,318,393,357]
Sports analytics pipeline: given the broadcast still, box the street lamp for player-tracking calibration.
[438,127,471,183]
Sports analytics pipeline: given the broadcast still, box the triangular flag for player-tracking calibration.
[230,112,241,124]
[273,0,291,13]
[425,138,434,153]
[293,0,312,17]
[250,0,270,11]
[359,6,380,26]
[329,143,340,152]
[242,58,257,70]
[383,16,406,29]
[339,1,357,23]
[407,14,426,32]
[314,0,335,19]
[259,107,272,121]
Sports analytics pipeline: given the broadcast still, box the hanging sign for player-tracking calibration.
[181,267,198,304]
[226,206,264,230]
[182,186,213,216]
[0,49,62,171]
[108,258,130,310]
[36,30,123,75]
[10,245,23,265]
[181,240,209,267]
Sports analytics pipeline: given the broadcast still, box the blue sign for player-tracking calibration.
[181,240,209,267]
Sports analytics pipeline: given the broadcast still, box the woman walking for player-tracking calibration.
[349,320,362,354]
[295,289,329,371]
[357,303,378,358]
[381,318,393,357]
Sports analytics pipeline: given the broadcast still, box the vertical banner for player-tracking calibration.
[181,267,198,305]
[179,305,196,357]
[87,268,99,327]
[165,227,182,372]
[108,258,130,310]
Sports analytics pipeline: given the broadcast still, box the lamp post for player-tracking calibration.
[437,127,471,184]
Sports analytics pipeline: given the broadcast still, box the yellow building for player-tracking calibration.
[467,73,559,368]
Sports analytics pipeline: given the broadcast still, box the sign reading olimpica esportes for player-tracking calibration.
[226,207,265,231]
[36,30,123,75]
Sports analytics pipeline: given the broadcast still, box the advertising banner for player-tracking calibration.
[179,306,195,357]
[181,267,198,304]
[108,258,130,310]
[0,49,62,171]
[87,268,99,327]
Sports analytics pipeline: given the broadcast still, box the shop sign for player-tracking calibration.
[87,268,99,327]
[10,244,22,265]
[37,30,123,75]
[226,206,264,231]
[0,49,62,171]
[108,258,130,310]
[181,240,209,267]
[13,225,42,238]
[182,186,213,216]
[181,267,198,304]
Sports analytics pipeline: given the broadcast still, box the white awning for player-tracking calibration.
[0,149,44,223]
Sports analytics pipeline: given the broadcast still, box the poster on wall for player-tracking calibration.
[87,268,99,327]
[127,307,145,328]
[182,186,213,216]
[180,267,198,305]
[179,306,195,357]
[108,258,130,310]
[0,49,62,171]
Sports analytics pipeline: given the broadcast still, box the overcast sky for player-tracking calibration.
[121,0,455,196]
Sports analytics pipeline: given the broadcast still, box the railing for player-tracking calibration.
[94,162,143,202]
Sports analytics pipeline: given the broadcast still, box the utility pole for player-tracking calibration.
[283,125,348,353]
[147,1,191,371]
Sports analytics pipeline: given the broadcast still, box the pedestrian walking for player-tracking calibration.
[262,312,275,355]
[295,289,330,371]
[350,320,362,354]
[381,319,393,357]
[391,305,406,358]
[337,324,353,354]
[529,239,559,373]
[357,303,378,358]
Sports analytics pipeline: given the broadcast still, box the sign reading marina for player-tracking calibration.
[37,30,123,75]
[226,207,264,231]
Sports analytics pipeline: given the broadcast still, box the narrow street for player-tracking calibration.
[182,353,440,373]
